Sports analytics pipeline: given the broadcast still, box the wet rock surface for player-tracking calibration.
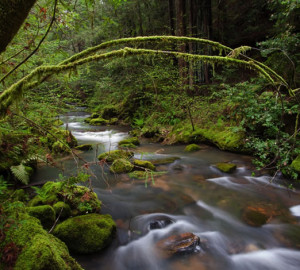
[156,232,201,257]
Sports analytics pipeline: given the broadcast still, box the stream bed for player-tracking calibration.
[33,111,300,270]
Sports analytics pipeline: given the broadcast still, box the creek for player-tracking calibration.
[33,111,300,270]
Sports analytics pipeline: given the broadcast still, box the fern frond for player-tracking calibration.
[10,164,30,185]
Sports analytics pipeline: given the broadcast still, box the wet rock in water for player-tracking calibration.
[156,232,201,258]
[216,162,237,173]
[242,206,271,226]
[152,157,180,166]
[148,217,175,231]
[171,164,185,172]
[118,137,140,148]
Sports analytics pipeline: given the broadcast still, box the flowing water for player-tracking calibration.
[34,111,300,270]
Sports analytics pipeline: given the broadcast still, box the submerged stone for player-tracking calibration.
[53,214,116,254]
[98,149,134,162]
[110,158,134,174]
[151,156,180,165]
[216,162,237,173]
[184,144,201,152]
[242,206,270,227]
[156,232,201,258]
[148,217,175,231]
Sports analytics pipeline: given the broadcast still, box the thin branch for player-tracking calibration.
[0,0,58,84]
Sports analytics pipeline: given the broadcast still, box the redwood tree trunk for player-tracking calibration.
[0,0,37,53]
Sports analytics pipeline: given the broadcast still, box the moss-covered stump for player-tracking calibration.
[118,137,140,148]
[110,158,134,174]
[133,159,155,171]
[89,117,109,126]
[291,155,300,173]
[216,163,237,173]
[75,144,93,151]
[27,205,56,229]
[184,144,201,152]
[151,156,180,165]
[98,149,134,162]
[53,214,116,254]
[8,214,82,270]
[53,201,72,219]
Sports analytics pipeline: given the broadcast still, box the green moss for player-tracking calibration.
[151,156,180,165]
[75,144,93,151]
[89,117,109,126]
[13,189,27,202]
[110,158,134,174]
[216,163,237,173]
[119,137,140,146]
[108,117,118,125]
[191,128,245,152]
[53,214,116,254]
[101,105,119,119]
[291,155,300,173]
[53,119,64,126]
[27,205,56,229]
[53,201,71,219]
[133,159,155,171]
[128,170,167,179]
[52,141,71,154]
[91,113,101,118]
[98,149,134,162]
[9,214,82,270]
[184,144,201,152]
[28,195,43,207]
[118,143,137,148]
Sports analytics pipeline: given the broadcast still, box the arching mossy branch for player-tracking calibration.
[60,35,232,65]
[0,47,286,116]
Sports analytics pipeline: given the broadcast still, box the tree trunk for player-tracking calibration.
[168,0,176,35]
[0,0,37,53]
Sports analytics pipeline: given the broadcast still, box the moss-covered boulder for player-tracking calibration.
[216,163,237,173]
[101,105,119,119]
[291,155,300,173]
[49,129,78,148]
[75,144,93,151]
[184,144,201,152]
[110,158,134,174]
[28,182,101,215]
[27,205,56,229]
[53,201,72,219]
[133,159,155,171]
[118,137,140,148]
[89,117,109,126]
[7,213,82,270]
[53,214,116,254]
[98,149,134,162]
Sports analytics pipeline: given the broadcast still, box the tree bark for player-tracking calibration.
[0,0,37,53]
